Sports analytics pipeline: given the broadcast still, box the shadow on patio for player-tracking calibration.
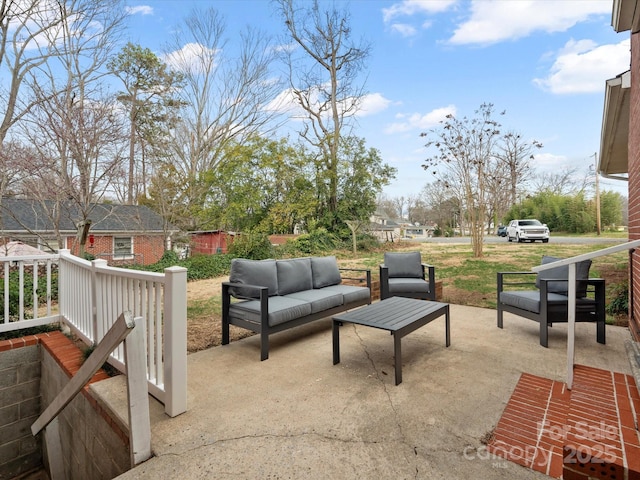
[95,304,635,480]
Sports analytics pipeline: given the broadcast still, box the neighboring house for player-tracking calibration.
[189,230,236,255]
[0,198,173,265]
[369,211,399,242]
[598,0,640,339]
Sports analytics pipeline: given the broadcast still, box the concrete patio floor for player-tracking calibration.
[96,304,635,480]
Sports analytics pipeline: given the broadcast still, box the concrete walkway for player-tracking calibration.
[96,304,634,480]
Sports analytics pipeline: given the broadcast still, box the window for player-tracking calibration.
[114,237,133,259]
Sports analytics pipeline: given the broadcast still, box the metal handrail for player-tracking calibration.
[531,239,640,388]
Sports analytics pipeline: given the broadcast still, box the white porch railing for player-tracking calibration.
[1,253,59,331]
[1,249,187,417]
[532,239,640,389]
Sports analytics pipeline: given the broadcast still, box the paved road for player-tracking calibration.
[413,235,627,245]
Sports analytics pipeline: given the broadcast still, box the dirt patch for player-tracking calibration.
[443,286,489,306]
[186,276,256,353]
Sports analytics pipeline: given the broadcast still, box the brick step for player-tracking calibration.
[487,365,640,479]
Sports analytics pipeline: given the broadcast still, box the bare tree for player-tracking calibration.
[11,0,127,255]
[0,140,25,196]
[530,166,583,196]
[0,0,66,144]
[275,0,370,228]
[158,7,282,230]
[496,131,542,205]
[422,103,503,257]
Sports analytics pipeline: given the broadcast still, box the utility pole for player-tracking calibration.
[594,152,601,236]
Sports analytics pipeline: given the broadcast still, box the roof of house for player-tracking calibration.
[0,241,49,256]
[0,198,170,234]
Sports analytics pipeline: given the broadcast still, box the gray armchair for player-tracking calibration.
[379,251,436,301]
[497,255,605,347]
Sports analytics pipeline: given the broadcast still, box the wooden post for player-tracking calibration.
[125,316,152,465]
[163,266,188,417]
[31,312,135,436]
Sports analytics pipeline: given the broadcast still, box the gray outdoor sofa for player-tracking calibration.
[222,256,371,360]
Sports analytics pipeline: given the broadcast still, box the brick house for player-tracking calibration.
[0,198,174,265]
[599,0,640,339]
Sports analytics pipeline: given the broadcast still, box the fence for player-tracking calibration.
[1,249,187,417]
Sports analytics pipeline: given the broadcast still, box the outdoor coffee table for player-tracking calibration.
[332,296,450,385]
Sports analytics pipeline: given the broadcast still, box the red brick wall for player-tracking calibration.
[67,234,166,265]
[630,32,640,340]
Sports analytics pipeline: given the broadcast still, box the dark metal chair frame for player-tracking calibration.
[379,263,436,301]
[497,271,606,347]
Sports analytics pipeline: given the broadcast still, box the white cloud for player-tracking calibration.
[390,23,418,38]
[449,0,610,46]
[125,5,153,16]
[533,38,630,94]
[357,93,392,117]
[265,89,391,119]
[385,105,456,134]
[383,0,457,23]
[163,43,219,74]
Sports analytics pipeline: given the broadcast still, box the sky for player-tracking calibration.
[123,0,631,200]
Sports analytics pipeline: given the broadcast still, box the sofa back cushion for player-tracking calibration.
[229,259,278,298]
[384,252,423,278]
[277,257,313,295]
[535,255,592,298]
[311,256,342,288]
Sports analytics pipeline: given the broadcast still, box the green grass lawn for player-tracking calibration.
[336,240,628,314]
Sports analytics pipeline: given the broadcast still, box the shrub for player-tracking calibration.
[183,254,233,280]
[292,229,340,255]
[355,233,380,252]
[0,269,59,321]
[227,232,274,260]
[607,281,628,315]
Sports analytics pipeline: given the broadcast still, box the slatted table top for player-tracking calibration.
[332,296,449,332]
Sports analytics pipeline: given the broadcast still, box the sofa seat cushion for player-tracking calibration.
[229,296,312,327]
[321,285,370,304]
[500,291,597,315]
[311,256,342,288]
[277,258,313,295]
[285,289,343,314]
[388,278,430,294]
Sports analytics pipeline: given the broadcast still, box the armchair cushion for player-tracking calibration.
[499,290,599,314]
[387,277,430,294]
[535,256,592,298]
[310,255,342,288]
[384,252,423,278]
[229,259,278,298]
